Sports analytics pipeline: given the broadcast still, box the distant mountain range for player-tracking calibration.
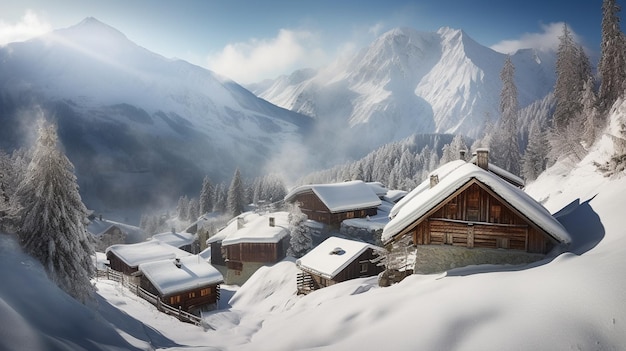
[0,18,558,214]
[250,27,556,151]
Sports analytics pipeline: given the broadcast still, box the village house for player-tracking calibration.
[382,153,571,276]
[296,236,384,294]
[105,240,191,275]
[151,230,197,253]
[207,212,290,285]
[284,180,382,226]
[138,255,223,315]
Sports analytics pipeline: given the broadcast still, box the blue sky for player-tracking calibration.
[0,0,604,83]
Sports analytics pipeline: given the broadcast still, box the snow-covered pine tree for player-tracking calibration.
[199,176,214,215]
[15,121,95,303]
[491,55,521,175]
[187,197,200,221]
[286,203,312,258]
[177,195,189,221]
[599,0,626,112]
[213,183,227,213]
[227,168,245,217]
[522,119,549,181]
[554,24,584,131]
[582,77,601,146]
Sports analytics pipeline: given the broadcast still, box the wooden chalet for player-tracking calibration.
[296,236,384,294]
[284,180,382,226]
[208,212,290,284]
[382,158,570,268]
[105,240,191,275]
[138,255,223,314]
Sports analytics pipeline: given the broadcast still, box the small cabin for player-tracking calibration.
[105,240,191,275]
[138,256,223,314]
[208,212,290,285]
[284,180,382,226]
[383,159,570,274]
[296,236,384,294]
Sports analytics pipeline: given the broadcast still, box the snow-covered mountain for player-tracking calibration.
[0,18,312,212]
[252,27,556,153]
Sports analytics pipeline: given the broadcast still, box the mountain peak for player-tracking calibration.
[59,17,129,43]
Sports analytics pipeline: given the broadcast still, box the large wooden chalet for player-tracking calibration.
[207,212,290,285]
[138,256,223,314]
[296,236,384,294]
[284,180,382,226]
[382,153,570,274]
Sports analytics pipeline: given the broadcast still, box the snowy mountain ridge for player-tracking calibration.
[0,18,313,212]
[253,26,556,152]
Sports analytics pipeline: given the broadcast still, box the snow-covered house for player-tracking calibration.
[284,180,382,226]
[296,236,384,294]
[383,160,571,274]
[208,212,290,285]
[151,230,197,253]
[105,240,192,275]
[138,256,223,314]
[470,148,525,188]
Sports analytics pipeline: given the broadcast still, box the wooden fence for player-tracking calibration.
[97,268,203,326]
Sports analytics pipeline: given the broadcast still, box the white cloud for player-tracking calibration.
[0,10,51,45]
[490,22,581,54]
[206,29,328,84]
[368,22,385,37]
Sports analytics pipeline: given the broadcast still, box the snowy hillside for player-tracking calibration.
[0,17,312,211]
[253,27,555,155]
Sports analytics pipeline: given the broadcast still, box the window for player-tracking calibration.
[188,292,196,299]
[360,263,368,274]
[170,295,181,305]
[200,288,211,297]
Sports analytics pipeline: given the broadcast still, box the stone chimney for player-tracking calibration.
[459,149,467,160]
[476,148,489,170]
[237,217,245,230]
[269,217,275,227]
[430,174,439,188]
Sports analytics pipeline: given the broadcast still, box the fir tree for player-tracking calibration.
[286,203,312,258]
[553,24,584,131]
[522,119,549,181]
[15,121,95,303]
[582,77,601,146]
[177,195,189,221]
[187,198,200,221]
[599,0,626,111]
[227,168,245,217]
[199,176,214,215]
[213,183,227,213]
[491,56,521,175]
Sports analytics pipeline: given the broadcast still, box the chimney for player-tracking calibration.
[476,148,489,170]
[174,258,182,268]
[237,217,244,230]
[269,217,275,227]
[459,150,467,160]
[430,174,439,188]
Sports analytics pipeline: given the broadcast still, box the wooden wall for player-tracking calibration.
[224,236,289,265]
[106,252,138,275]
[309,248,383,289]
[139,276,220,312]
[408,182,556,254]
[291,191,377,226]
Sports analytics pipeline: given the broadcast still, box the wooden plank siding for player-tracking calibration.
[291,191,377,226]
[407,180,557,254]
[224,236,289,266]
[307,249,383,289]
[106,252,138,275]
[139,276,220,312]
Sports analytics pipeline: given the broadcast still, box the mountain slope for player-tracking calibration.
[0,18,312,213]
[253,27,556,153]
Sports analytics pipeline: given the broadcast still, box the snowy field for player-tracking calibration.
[2,114,626,351]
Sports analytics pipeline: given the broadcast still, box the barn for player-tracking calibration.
[284,180,382,226]
[383,159,571,274]
[105,240,191,275]
[138,255,223,314]
[296,236,384,294]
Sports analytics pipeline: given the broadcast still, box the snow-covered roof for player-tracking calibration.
[86,218,143,238]
[383,189,408,203]
[382,162,571,245]
[139,255,223,296]
[366,182,389,197]
[285,180,382,213]
[468,154,525,187]
[296,237,384,280]
[219,212,290,246]
[105,240,192,268]
[151,231,195,248]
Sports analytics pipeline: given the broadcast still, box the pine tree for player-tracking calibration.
[491,56,521,175]
[286,203,312,258]
[554,24,584,131]
[187,198,200,221]
[522,119,549,181]
[199,176,214,215]
[227,168,245,217]
[177,195,189,221]
[213,183,227,213]
[582,77,601,146]
[599,0,626,111]
[15,121,95,303]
